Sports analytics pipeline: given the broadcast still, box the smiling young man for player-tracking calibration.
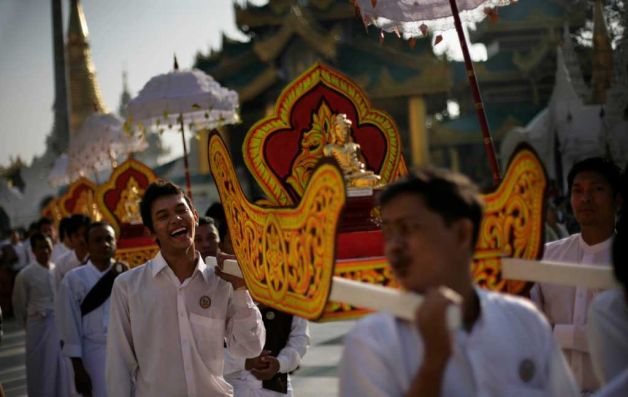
[57,222,126,397]
[339,167,578,397]
[106,180,265,397]
[531,157,622,392]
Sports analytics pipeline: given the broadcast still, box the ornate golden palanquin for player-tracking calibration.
[59,177,103,221]
[42,198,63,227]
[210,133,346,319]
[95,158,159,267]
[239,63,407,319]
[473,145,547,294]
[210,62,547,321]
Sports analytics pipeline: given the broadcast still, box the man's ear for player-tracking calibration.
[193,208,199,226]
[455,218,475,252]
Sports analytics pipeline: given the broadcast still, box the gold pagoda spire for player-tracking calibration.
[591,0,613,104]
[66,0,107,135]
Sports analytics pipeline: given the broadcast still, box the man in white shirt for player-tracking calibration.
[106,180,265,397]
[587,172,628,395]
[52,214,91,294]
[195,216,220,259]
[12,233,69,397]
[339,167,578,397]
[57,221,126,397]
[531,157,622,392]
[52,217,73,264]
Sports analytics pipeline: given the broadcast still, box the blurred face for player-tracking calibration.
[570,171,618,229]
[33,237,53,265]
[69,226,88,253]
[40,223,54,240]
[195,223,220,259]
[150,193,198,252]
[10,230,20,244]
[87,225,116,263]
[380,193,472,294]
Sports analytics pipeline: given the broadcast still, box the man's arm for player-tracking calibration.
[276,316,310,374]
[105,278,136,397]
[57,276,92,395]
[225,289,265,358]
[11,270,27,328]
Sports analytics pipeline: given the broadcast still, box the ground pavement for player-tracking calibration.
[0,316,354,397]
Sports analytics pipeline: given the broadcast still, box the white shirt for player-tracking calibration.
[339,289,579,397]
[224,315,310,397]
[106,251,265,397]
[52,242,71,264]
[57,260,111,358]
[12,261,56,327]
[530,233,613,390]
[587,288,628,385]
[52,250,86,294]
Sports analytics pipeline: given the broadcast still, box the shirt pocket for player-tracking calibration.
[188,313,226,374]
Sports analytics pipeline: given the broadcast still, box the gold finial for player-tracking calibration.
[66,0,108,135]
[591,0,613,104]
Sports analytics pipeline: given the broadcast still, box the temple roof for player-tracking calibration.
[196,4,451,104]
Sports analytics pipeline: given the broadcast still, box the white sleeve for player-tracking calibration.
[57,275,83,358]
[339,327,401,397]
[11,270,27,328]
[546,330,580,397]
[106,278,136,397]
[277,316,310,373]
[225,290,265,359]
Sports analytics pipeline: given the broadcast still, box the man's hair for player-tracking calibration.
[205,203,228,240]
[67,214,92,237]
[58,217,71,240]
[140,179,193,232]
[30,232,51,250]
[198,216,217,228]
[378,167,485,247]
[37,217,53,229]
[567,157,621,196]
[84,221,115,243]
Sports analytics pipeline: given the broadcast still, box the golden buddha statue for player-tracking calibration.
[115,177,143,224]
[323,114,381,188]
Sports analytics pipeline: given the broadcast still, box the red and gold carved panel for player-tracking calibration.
[59,177,103,221]
[96,158,157,236]
[473,145,547,294]
[320,257,398,321]
[243,63,407,206]
[209,133,346,320]
[42,198,63,227]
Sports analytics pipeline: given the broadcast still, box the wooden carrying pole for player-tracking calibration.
[502,258,618,289]
[218,258,462,329]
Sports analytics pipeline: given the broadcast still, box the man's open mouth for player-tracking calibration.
[170,227,188,237]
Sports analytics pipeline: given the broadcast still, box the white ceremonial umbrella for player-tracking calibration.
[126,58,240,199]
[355,0,514,185]
[67,112,147,182]
[48,153,70,187]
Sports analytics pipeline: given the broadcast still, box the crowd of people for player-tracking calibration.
[0,155,625,397]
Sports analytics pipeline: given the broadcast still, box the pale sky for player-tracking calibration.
[0,0,484,168]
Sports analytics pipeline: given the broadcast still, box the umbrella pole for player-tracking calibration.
[179,115,194,201]
[448,0,501,185]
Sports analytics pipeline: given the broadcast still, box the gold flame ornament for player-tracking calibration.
[208,132,347,320]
